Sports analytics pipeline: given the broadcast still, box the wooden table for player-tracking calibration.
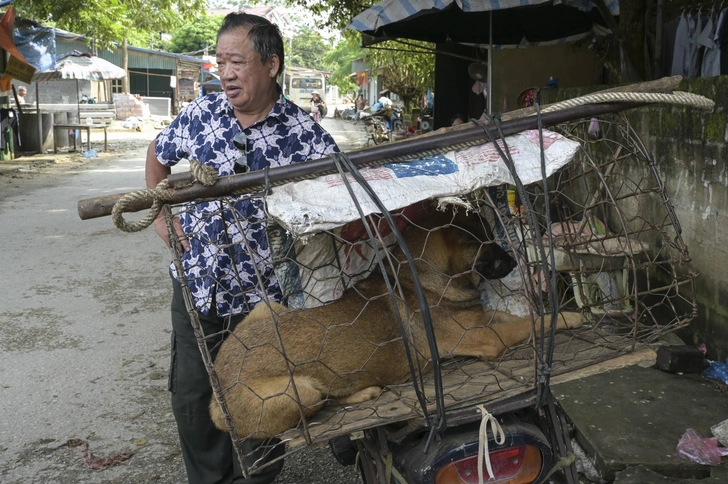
[53,123,108,153]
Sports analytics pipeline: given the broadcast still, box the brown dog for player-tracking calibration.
[210,207,581,439]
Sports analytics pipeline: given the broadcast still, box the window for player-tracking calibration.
[111,79,123,94]
[291,78,322,90]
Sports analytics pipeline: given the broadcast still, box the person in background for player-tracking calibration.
[355,92,366,112]
[354,92,366,124]
[310,90,325,121]
[145,12,339,484]
[16,86,26,104]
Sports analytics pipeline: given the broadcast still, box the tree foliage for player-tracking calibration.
[323,32,365,99]
[287,0,374,31]
[13,0,206,50]
[166,15,225,55]
[287,28,331,70]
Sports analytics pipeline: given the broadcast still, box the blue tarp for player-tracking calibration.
[13,22,56,72]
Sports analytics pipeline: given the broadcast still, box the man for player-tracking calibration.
[16,86,26,104]
[145,12,339,484]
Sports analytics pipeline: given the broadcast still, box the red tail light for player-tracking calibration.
[433,444,542,484]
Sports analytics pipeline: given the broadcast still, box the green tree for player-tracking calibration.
[166,15,225,55]
[14,0,206,91]
[365,40,434,113]
[286,0,375,31]
[287,27,331,70]
[14,0,205,49]
[323,33,365,100]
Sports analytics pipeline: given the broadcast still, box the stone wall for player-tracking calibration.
[543,77,728,360]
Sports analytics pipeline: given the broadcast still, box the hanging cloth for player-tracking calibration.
[671,13,690,76]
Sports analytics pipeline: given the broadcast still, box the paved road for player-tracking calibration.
[0,115,367,483]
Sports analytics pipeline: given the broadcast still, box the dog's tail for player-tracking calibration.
[210,375,326,440]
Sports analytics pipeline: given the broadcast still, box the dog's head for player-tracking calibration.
[438,208,516,280]
[397,207,517,300]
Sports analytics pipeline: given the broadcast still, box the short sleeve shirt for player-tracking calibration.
[155,90,339,317]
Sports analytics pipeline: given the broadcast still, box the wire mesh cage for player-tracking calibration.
[161,112,695,477]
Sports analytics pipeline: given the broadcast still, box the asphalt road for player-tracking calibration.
[0,114,367,484]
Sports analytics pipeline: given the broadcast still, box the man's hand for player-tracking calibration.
[154,216,190,253]
[146,140,191,251]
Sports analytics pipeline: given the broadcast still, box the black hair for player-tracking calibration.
[217,12,285,76]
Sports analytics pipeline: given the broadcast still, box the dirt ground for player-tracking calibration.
[0,119,364,484]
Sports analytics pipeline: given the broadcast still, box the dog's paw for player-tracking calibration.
[557,311,583,330]
[337,386,383,406]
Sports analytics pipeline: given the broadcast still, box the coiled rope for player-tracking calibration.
[110,90,714,233]
[112,159,218,232]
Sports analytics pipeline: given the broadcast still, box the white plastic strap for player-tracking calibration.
[477,404,506,484]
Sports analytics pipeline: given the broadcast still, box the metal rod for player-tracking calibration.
[488,10,493,115]
[77,101,647,220]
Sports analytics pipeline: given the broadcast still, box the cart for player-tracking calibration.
[80,78,711,483]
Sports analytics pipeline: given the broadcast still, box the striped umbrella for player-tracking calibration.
[347,0,619,49]
[34,50,126,82]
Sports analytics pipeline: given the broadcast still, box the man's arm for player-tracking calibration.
[145,139,189,252]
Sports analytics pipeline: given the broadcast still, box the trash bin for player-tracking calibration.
[54,112,70,149]
[18,111,53,153]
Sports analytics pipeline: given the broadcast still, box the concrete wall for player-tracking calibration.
[543,77,728,360]
[13,79,107,106]
[492,43,602,112]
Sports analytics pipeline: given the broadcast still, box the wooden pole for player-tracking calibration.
[77,101,650,221]
[35,81,42,154]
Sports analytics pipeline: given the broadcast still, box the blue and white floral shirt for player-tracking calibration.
[155,90,339,316]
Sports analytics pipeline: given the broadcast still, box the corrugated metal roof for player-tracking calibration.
[53,28,205,70]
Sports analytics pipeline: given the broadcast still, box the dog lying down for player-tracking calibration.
[210,206,582,439]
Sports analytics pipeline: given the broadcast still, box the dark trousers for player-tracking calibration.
[170,277,285,484]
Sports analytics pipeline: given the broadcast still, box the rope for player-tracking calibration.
[111,159,218,233]
[383,452,409,484]
[477,404,505,484]
[541,90,715,113]
[539,452,576,483]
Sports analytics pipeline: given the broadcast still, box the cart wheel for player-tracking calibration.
[329,435,357,466]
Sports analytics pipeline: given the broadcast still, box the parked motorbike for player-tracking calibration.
[365,104,405,143]
[339,104,357,121]
[79,93,97,104]
[362,112,390,144]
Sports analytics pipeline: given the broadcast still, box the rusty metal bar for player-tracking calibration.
[77,101,646,220]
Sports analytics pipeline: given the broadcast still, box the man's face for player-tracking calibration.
[216,27,279,114]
